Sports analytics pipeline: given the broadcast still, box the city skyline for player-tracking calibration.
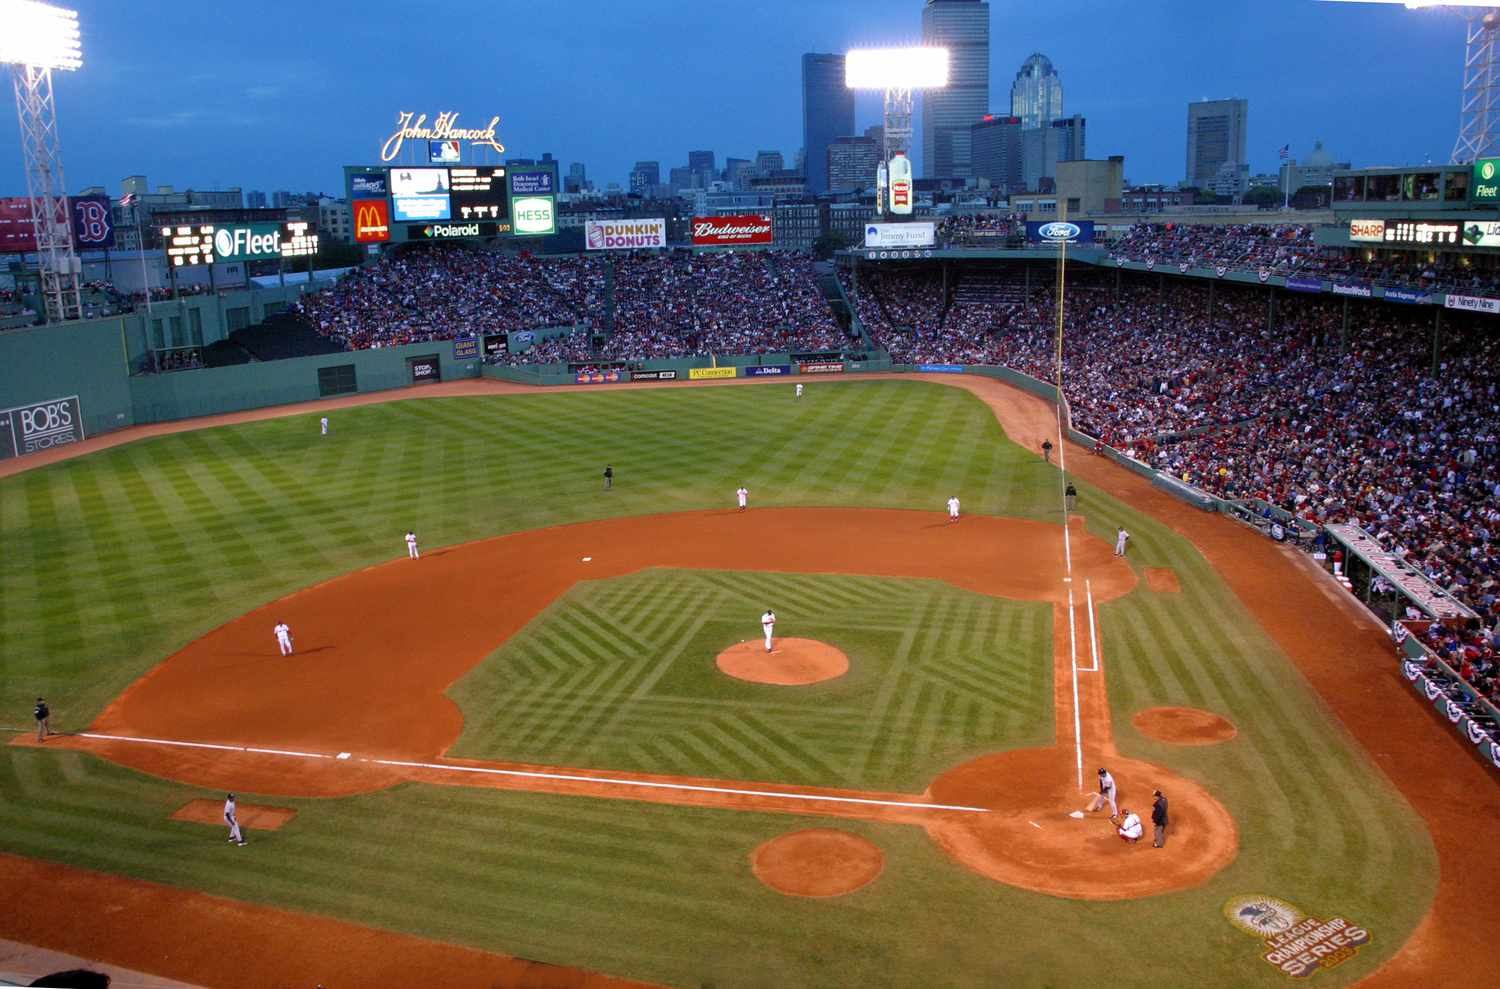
[0,0,1468,197]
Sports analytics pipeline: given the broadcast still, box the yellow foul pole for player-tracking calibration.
[1053,201,1068,390]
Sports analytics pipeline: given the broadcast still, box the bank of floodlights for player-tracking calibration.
[3,0,84,324]
[1323,0,1500,162]
[845,47,948,218]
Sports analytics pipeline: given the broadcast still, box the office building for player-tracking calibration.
[688,150,716,187]
[314,197,353,244]
[921,0,990,180]
[755,150,785,175]
[565,162,588,193]
[1010,53,1063,130]
[1022,114,1085,191]
[1186,98,1248,194]
[1010,155,1124,217]
[668,166,697,194]
[827,135,881,192]
[724,157,754,191]
[1278,141,1349,196]
[629,161,660,196]
[970,115,1023,192]
[246,190,267,209]
[802,52,856,196]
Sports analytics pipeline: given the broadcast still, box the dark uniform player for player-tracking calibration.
[34,697,49,742]
[603,465,613,490]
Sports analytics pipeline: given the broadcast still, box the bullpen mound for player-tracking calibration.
[1133,707,1238,745]
[716,638,850,685]
[752,829,884,897]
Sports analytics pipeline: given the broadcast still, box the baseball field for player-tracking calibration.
[1,374,1495,988]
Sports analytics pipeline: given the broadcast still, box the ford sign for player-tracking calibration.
[1026,220,1094,244]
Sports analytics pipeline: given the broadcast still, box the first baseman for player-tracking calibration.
[224,792,246,846]
[736,486,749,512]
[405,530,420,559]
[1088,767,1119,818]
[947,495,961,523]
[274,621,293,656]
[761,609,776,652]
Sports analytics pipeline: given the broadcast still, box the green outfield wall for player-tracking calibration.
[0,318,135,437]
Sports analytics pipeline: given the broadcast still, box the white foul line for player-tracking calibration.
[1067,587,1083,791]
[68,731,989,815]
[1079,578,1100,673]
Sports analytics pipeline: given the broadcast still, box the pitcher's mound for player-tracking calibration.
[1134,707,1237,745]
[752,828,884,897]
[171,798,296,830]
[717,637,849,685]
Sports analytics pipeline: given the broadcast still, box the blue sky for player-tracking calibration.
[0,0,1464,196]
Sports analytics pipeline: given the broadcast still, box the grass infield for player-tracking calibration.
[0,380,1436,987]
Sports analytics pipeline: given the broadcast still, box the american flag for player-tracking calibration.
[1277,144,1290,160]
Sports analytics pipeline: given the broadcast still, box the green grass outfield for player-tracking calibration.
[0,380,1436,987]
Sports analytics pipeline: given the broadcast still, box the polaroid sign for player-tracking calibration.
[585,218,666,250]
[863,222,936,249]
[0,395,85,461]
[1026,220,1095,244]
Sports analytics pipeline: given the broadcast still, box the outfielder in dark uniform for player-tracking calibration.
[34,697,49,742]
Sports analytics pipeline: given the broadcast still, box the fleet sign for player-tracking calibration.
[212,223,283,263]
[585,219,666,250]
[1473,157,1500,202]
[864,222,936,248]
[692,214,773,246]
[354,199,391,243]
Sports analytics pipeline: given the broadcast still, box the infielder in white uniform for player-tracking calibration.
[320,416,329,436]
[1115,527,1130,557]
[761,609,776,652]
[1088,767,1120,818]
[795,383,803,399]
[947,495,961,523]
[274,622,293,656]
[737,486,749,512]
[224,792,246,846]
[405,530,420,559]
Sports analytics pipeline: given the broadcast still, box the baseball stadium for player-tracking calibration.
[5,2,1500,987]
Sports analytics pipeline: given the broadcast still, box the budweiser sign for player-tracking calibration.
[692,213,773,246]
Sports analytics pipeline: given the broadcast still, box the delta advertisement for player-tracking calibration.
[1026,220,1096,245]
[692,214,773,247]
[743,365,791,376]
[864,222,936,249]
[0,395,85,461]
[585,219,666,250]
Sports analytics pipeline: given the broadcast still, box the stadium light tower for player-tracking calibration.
[1324,0,1500,163]
[1,0,84,324]
[846,47,948,214]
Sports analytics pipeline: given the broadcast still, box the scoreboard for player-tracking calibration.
[345,162,555,244]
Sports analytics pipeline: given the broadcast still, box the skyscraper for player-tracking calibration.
[1186,99,1248,192]
[688,150,716,187]
[970,115,1023,192]
[827,135,881,192]
[921,0,990,180]
[755,150,785,175]
[629,161,660,196]
[1010,53,1063,130]
[802,52,855,196]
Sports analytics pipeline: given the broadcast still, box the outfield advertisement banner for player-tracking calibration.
[409,355,441,382]
[1384,287,1429,304]
[799,361,845,374]
[689,366,738,380]
[630,369,677,381]
[1331,282,1372,298]
[482,333,508,358]
[917,363,966,373]
[1025,220,1095,245]
[585,219,666,250]
[692,215,772,246]
[743,365,791,376]
[864,222,936,248]
[1285,277,1323,293]
[453,337,479,359]
[1445,293,1500,314]
[0,395,85,461]
[575,370,623,384]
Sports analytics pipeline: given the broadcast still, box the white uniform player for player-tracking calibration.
[736,486,749,512]
[795,383,803,399]
[761,609,776,652]
[1089,767,1120,818]
[274,622,293,656]
[405,530,420,559]
[1117,809,1143,842]
[320,416,329,435]
[947,496,961,523]
[224,793,246,846]
[1115,528,1130,557]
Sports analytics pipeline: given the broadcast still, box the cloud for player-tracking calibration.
[244,85,283,100]
[123,110,208,129]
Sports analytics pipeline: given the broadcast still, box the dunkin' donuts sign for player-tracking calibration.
[692,214,772,246]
